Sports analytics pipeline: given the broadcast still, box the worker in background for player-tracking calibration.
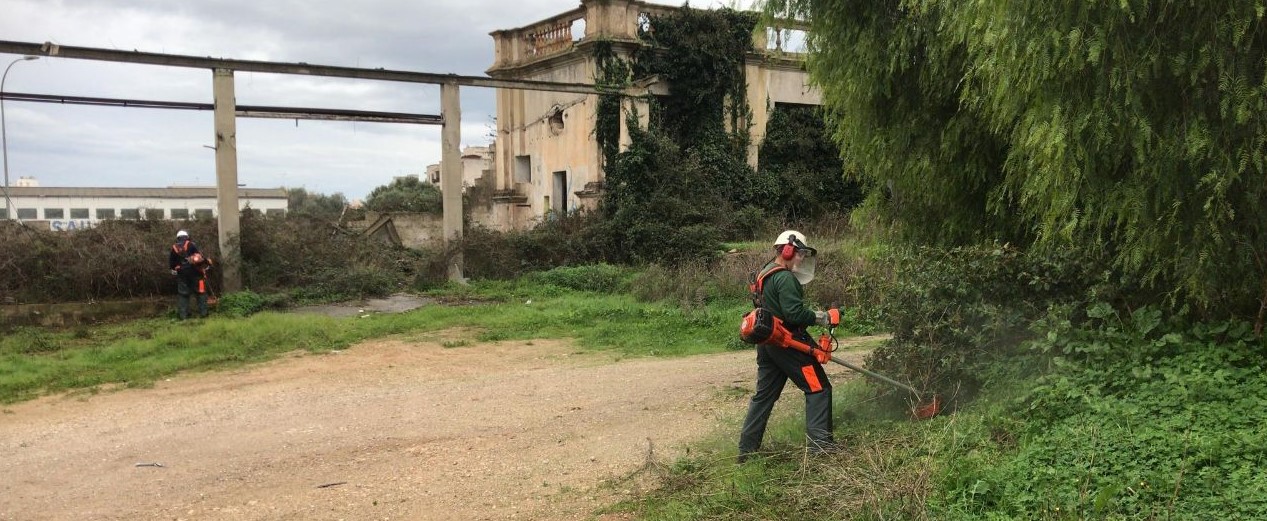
[738,230,839,462]
[169,230,211,319]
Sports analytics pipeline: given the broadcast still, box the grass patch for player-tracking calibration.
[0,276,761,404]
[613,377,944,520]
[618,311,1267,520]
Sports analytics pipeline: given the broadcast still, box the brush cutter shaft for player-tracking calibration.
[828,355,923,399]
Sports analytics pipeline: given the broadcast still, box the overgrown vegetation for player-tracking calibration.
[861,244,1107,403]
[0,211,428,306]
[768,0,1267,324]
[286,187,349,222]
[593,6,857,264]
[363,175,442,215]
[0,219,210,304]
[616,2,1267,518]
[236,210,425,302]
[949,308,1267,518]
[594,41,630,169]
[596,7,758,263]
[755,105,863,221]
[623,290,1267,520]
[632,8,757,150]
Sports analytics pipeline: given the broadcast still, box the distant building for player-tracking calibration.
[424,145,494,191]
[393,173,425,185]
[2,179,288,231]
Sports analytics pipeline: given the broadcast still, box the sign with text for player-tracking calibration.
[49,220,99,232]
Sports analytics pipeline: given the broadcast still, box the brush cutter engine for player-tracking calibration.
[739,308,777,345]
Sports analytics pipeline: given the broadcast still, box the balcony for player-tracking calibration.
[488,0,808,74]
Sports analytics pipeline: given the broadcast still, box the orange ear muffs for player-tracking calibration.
[780,235,798,260]
[780,243,795,260]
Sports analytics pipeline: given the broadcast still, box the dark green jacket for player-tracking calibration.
[759,262,816,329]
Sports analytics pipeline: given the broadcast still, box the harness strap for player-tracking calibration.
[751,265,787,308]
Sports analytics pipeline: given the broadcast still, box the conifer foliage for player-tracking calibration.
[769,0,1267,319]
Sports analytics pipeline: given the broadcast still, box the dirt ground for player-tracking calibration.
[0,329,876,521]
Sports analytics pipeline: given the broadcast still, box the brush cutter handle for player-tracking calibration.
[828,355,924,400]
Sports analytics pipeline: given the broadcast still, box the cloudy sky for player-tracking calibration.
[0,0,746,200]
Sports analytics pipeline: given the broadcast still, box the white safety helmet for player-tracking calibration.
[773,230,817,257]
[176,230,189,239]
[773,230,818,284]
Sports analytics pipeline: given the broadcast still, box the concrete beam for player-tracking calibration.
[212,69,242,293]
[0,91,443,125]
[0,40,606,95]
[440,81,465,283]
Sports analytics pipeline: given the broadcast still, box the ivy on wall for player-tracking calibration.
[591,7,762,263]
[594,41,630,169]
[632,8,757,150]
[591,6,856,263]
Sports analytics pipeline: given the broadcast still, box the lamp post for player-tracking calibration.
[2,55,39,220]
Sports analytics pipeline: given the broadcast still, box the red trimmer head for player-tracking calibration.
[911,395,941,420]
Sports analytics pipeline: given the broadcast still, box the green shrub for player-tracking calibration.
[939,309,1267,519]
[216,290,269,317]
[529,264,633,293]
[858,244,1105,400]
[320,266,398,299]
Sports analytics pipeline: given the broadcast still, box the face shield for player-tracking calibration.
[792,250,817,285]
[775,231,819,285]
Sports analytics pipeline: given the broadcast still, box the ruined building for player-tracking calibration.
[481,0,820,231]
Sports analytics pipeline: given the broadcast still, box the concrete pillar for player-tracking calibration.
[582,0,638,40]
[212,68,242,293]
[744,63,770,169]
[495,87,512,188]
[618,95,648,152]
[440,81,465,282]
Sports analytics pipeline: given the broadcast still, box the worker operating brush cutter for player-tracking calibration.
[738,231,940,462]
[737,231,840,460]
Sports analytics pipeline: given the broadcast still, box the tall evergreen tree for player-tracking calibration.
[767,0,1267,319]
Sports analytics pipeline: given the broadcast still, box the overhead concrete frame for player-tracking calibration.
[0,39,623,288]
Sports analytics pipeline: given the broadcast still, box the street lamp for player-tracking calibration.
[2,55,40,220]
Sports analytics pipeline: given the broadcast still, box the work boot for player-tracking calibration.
[807,438,841,456]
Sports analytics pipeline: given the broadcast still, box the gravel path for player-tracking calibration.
[0,330,875,521]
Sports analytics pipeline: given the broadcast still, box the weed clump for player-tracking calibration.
[216,290,274,318]
[529,264,634,294]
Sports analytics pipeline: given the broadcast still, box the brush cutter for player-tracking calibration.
[200,264,218,308]
[817,324,941,420]
[740,303,941,419]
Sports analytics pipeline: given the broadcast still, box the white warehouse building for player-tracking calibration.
[2,182,288,231]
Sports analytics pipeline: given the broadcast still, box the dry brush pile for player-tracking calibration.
[0,214,438,305]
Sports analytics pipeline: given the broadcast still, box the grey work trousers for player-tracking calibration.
[738,341,834,456]
[176,275,208,319]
